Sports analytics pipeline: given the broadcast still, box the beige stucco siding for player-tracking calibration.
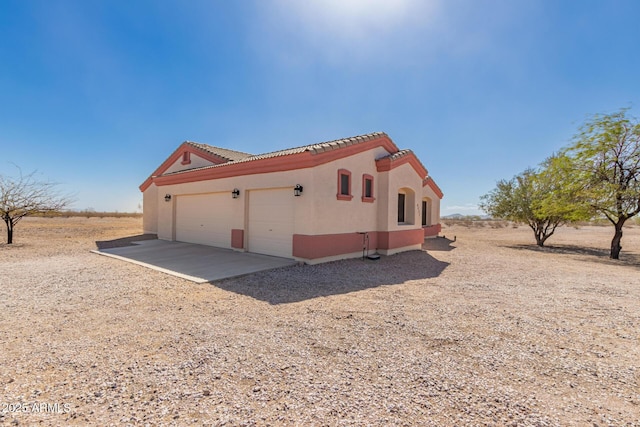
[144,143,441,261]
[142,184,158,234]
[164,153,215,175]
[153,167,315,242]
[375,170,391,231]
[422,185,441,226]
[383,163,424,232]
[308,147,390,235]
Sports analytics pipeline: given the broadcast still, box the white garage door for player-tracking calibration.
[175,193,232,248]
[248,188,294,258]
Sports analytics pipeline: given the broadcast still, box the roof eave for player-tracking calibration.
[150,133,398,187]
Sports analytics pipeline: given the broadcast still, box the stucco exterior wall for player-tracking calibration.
[163,153,215,175]
[142,184,158,234]
[156,189,175,241]
[143,139,442,263]
[153,167,315,242]
[384,162,424,232]
[308,146,390,235]
[422,184,441,226]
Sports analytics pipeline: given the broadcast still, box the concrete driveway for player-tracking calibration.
[92,239,297,283]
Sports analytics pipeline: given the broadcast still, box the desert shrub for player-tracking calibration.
[40,210,143,218]
[489,220,508,229]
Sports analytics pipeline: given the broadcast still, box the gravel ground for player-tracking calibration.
[1,217,639,426]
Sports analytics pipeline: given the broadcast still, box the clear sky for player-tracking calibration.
[1,0,639,214]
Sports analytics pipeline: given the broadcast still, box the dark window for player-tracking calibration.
[337,169,353,201]
[340,173,350,195]
[422,200,427,226]
[398,193,406,223]
[364,178,373,198]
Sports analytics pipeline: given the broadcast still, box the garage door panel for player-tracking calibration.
[176,193,232,248]
[248,189,294,258]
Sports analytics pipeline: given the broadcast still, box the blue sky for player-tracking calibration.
[1,0,639,214]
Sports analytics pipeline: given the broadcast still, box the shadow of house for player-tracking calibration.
[213,250,449,305]
[422,236,457,252]
[95,234,157,250]
[504,243,640,270]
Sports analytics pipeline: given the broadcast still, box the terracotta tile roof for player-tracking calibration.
[378,149,413,161]
[184,141,253,162]
[376,149,429,175]
[162,132,388,176]
[253,131,387,158]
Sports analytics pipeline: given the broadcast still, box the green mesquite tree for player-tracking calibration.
[553,109,640,259]
[480,165,586,247]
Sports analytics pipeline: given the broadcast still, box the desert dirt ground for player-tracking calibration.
[0,217,639,426]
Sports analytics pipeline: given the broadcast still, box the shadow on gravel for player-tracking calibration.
[214,250,449,305]
[95,234,157,250]
[505,244,640,270]
[422,236,457,252]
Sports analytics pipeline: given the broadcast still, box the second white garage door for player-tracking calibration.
[175,193,232,248]
[248,188,294,258]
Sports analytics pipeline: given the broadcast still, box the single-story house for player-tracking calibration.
[140,132,443,264]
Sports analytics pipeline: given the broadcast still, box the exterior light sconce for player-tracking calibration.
[232,188,240,199]
[164,194,172,202]
[294,184,303,197]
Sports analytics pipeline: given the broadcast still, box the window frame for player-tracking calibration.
[362,174,375,203]
[398,192,406,223]
[336,169,353,201]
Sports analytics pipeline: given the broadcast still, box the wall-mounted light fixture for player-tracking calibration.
[294,184,303,197]
[232,188,240,199]
[164,194,172,202]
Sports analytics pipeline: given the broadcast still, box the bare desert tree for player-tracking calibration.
[0,168,73,244]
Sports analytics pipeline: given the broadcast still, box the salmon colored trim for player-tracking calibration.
[376,153,427,178]
[139,142,232,191]
[146,135,399,189]
[377,228,424,250]
[140,176,154,192]
[292,228,423,260]
[181,151,191,165]
[293,232,379,259]
[423,224,441,237]
[362,174,375,203]
[423,177,444,199]
[337,169,353,201]
[231,229,244,249]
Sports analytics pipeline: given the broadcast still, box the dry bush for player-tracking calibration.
[43,210,143,219]
[488,220,508,229]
